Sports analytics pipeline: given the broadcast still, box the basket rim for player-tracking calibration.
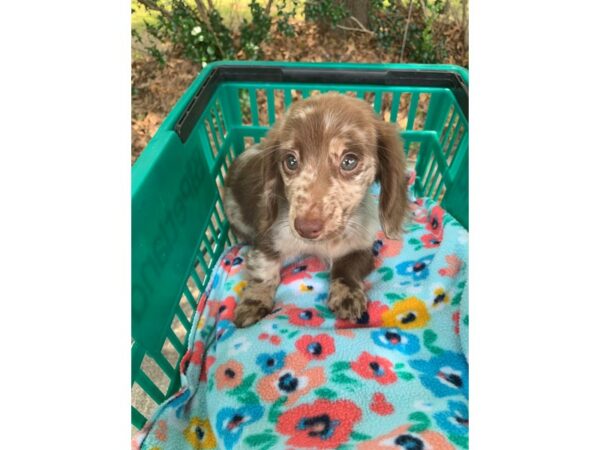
[132,61,469,193]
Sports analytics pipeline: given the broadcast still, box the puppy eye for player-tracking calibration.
[284,153,299,171]
[340,153,359,171]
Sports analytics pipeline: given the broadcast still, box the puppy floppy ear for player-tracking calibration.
[375,120,408,240]
[257,126,283,235]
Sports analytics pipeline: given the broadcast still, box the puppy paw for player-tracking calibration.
[327,278,368,321]
[233,281,275,328]
[234,299,272,328]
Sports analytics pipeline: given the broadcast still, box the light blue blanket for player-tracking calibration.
[134,183,469,450]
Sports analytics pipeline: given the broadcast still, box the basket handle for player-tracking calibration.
[174,65,468,143]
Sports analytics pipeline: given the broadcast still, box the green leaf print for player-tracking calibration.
[229,373,257,395]
[244,433,278,448]
[350,431,371,441]
[449,435,469,448]
[315,304,334,318]
[408,411,431,432]
[463,314,469,326]
[393,362,414,380]
[331,361,351,372]
[424,329,444,355]
[405,223,423,232]
[452,289,464,305]
[314,387,338,399]
[377,266,394,281]
[408,237,421,245]
[287,330,300,339]
[385,292,405,301]
[315,272,329,279]
[331,372,360,385]
[268,396,287,423]
[237,390,260,405]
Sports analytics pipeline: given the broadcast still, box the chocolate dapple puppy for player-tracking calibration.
[224,93,408,328]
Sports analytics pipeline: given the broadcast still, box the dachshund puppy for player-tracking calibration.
[224,92,408,327]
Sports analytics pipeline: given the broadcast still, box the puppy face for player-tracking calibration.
[258,92,407,242]
[272,93,380,240]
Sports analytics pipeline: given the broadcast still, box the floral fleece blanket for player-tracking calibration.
[134,179,469,450]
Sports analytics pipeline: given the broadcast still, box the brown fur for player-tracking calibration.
[328,248,375,320]
[225,93,408,327]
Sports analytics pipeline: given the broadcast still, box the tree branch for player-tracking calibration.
[400,0,414,62]
[349,16,372,33]
[194,0,209,20]
[462,0,468,49]
[336,24,374,35]
[265,0,275,16]
[420,0,430,17]
[137,0,171,19]
[335,16,374,35]
[193,0,226,58]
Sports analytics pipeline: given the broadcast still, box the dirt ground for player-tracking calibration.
[131,20,468,164]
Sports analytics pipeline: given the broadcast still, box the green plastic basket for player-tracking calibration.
[131,61,469,429]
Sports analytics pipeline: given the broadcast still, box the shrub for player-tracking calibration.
[369,0,448,63]
[133,0,457,66]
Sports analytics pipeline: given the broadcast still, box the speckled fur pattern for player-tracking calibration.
[327,278,368,321]
[224,93,408,327]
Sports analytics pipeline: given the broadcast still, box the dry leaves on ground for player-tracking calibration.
[131,21,468,164]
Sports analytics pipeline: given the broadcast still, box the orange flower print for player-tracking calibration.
[357,424,454,450]
[281,257,327,284]
[438,254,462,277]
[257,352,325,406]
[215,360,244,390]
[372,230,404,268]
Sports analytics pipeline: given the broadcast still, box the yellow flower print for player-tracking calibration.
[432,287,449,309]
[382,297,430,329]
[299,283,314,293]
[183,417,217,449]
[233,280,247,296]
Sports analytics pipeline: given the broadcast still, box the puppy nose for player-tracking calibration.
[294,217,324,239]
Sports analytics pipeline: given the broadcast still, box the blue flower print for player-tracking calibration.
[409,351,468,398]
[222,255,243,270]
[256,351,286,374]
[372,239,384,257]
[169,388,191,419]
[210,273,221,291]
[292,265,307,275]
[434,400,469,436]
[371,328,420,355]
[315,292,328,303]
[215,404,264,450]
[216,320,235,342]
[396,255,435,281]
